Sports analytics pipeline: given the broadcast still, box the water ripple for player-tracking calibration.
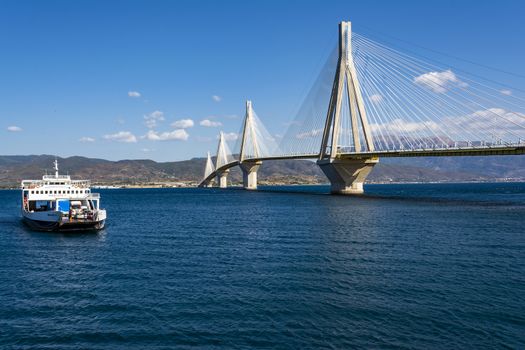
[0,183,524,349]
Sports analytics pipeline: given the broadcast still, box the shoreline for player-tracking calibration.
[1,179,525,190]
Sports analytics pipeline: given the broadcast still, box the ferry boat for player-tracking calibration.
[21,160,106,231]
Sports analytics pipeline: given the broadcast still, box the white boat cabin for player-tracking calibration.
[21,160,100,215]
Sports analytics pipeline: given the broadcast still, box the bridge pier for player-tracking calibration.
[240,161,262,190]
[317,158,378,194]
[216,169,229,188]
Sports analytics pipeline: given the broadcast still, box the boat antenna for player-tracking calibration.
[54,158,59,178]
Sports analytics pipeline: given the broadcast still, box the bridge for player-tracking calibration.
[200,21,525,194]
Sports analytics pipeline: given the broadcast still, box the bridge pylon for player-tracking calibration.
[201,151,215,187]
[215,131,231,188]
[317,21,377,194]
[239,100,262,190]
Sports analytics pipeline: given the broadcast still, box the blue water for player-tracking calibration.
[0,183,524,349]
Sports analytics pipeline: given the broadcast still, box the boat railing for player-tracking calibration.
[21,180,45,189]
[21,180,91,189]
[71,180,91,188]
[43,175,70,180]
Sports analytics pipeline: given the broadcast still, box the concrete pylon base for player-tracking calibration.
[317,157,378,194]
[216,169,229,188]
[240,161,262,190]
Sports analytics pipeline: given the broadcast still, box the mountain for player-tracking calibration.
[0,154,523,188]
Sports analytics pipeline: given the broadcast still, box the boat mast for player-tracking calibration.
[54,158,59,178]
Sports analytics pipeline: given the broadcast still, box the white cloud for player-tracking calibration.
[212,95,222,102]
[500,89,512,96]
[296,128,322,139]
[414,69,467,93]
[104,131,137,143]
[144,110,165,128]
[368,108,525,142]
[369,94,383,103]
[200,119,222,127]
[171,118,194,129]
[128,91,141,98]
[7,126,22,132]
[451,108,525,134]
[370,119,440,134]
[222,132,238,141]
[143,129,189,141]
[79,136,95,142]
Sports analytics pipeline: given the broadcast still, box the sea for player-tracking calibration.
[0,183,524,349]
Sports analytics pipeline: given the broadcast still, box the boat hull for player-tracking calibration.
[22,217,105,232]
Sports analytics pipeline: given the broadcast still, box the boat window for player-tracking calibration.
[45,191,48,194]
[54,190,57,194]
[31,191,34,194]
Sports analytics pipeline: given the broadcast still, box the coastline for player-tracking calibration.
[2,179,524,190]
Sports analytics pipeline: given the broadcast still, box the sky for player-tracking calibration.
[1,0,525,162]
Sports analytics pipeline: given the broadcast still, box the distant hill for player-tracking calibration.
[0,154,523,188]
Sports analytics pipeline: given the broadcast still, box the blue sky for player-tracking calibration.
[1,0,524,161]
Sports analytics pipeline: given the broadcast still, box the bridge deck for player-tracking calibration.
[199,146,525,187]
[339,146,525,159]
[257,145,525,161]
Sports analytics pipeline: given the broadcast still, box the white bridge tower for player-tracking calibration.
[317,21,378,194]
[239,100,262,190]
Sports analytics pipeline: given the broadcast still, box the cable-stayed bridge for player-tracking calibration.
[200,21,525,194]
